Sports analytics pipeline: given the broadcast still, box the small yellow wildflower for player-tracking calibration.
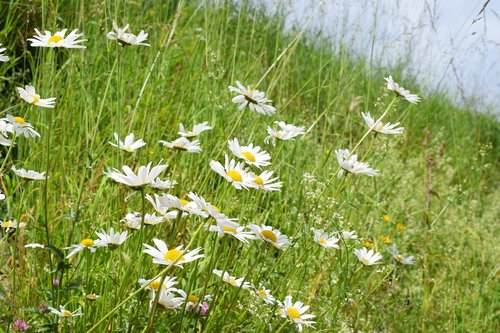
[381,236,391,244]
[396,223,406,231]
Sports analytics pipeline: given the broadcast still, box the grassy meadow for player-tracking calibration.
[0,0,498,332]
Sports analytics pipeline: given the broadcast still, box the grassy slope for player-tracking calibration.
[0,0,498,332]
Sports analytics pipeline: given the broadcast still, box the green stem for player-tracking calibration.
[0,134,16,175]
[142,270,169,333]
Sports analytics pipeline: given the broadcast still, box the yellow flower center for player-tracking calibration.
[226,170,242,182]
[223,226,237,234]
[260,230,277,243]
[180,199,189,206]
[125,146,132,152]
[363,258,371,265]
[229,277,237,285]
[29,94,40,104]
[80,239,94,247]
[2,221,11,228]
[396,255,404,263]
[254,176,264,186]
[150,280,162,290]
[241,151,256,162]
[319,237,327,245]
[48,35,64,44]
[258,289,267,297]
[61,310,73,317]
[383,215,392,222]
[187,295,199,303]
[287,307,301,319]
[14,116,26,124]
[164,249,184,262]
[363,241,373,247]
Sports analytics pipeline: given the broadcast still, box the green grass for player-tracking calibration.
[0,0,498,332]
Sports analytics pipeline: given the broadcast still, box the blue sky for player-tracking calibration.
[259,0,500,114]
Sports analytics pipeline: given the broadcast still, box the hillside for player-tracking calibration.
[0,1,498,332]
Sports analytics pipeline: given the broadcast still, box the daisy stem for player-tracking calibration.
[137,188,146,253]
[346,265,396,316]
[87,222,205,333]
[143,270,169,333]
[274,320,289,333]
[194,231,220,328]
[0,134,16,175]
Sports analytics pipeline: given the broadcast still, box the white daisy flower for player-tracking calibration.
[1,220,27,231]
[139,276,180,309]
[0,134,12,147]
[0,43,8,62]
[354,247,383,266]
[143,238,204,267]
[180,293,212,312]
[264,121,305,146]
[0,119,14,146]
[146,193,206,217]
[159,137,201,153]
[228,81,276,116]
[209,219,256,244]
[228,138,271,168]
[27,28,86,48]
[3,115,40,138]
[94,228,128,249]
[250,170,282,191]
[64,238,99,259]
[311,228,340,249]
[105,162,168,189]
[185,192,228,220]
[150,178,177,190]
[209,154,254,190]
[157,288,186,310]
[139,276,185,311]
[384,75,421,104]
[212,269,253,289]
[335,149,378,179]
[47,306,82,319]
[120,212,168,229]
[248,224,290,250]
[11,166,45,180]
[253,285,276,304]
[341,230,358,240]
[107,21,150,46]
[138,275,179,295]
[17,85,56,108]
[178,122,212,138]
[277,296,316,332]
[109,132,146,152]
[389,245,415,265]
[362,112,404,135]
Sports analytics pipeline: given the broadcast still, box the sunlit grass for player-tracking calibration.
[0,0,498,332]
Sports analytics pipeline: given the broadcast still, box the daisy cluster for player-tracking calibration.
[0,16,420,332]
